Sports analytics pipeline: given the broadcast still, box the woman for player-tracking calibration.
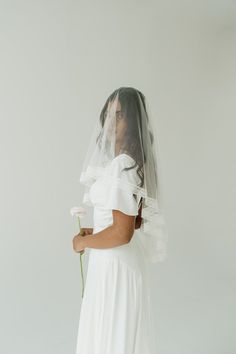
[73,87,168,354]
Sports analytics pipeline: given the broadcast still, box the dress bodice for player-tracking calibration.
[88,153,141,234]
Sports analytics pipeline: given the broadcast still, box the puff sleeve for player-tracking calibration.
[101,154,142,216]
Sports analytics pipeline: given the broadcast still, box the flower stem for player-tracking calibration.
[77,217,85,299]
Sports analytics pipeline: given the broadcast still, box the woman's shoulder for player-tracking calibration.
[109,153,139,184]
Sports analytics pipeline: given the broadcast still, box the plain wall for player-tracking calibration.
[0,1,235,353]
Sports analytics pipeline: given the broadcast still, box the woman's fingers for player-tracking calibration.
[80,227,92,236]
[79,228,86,236]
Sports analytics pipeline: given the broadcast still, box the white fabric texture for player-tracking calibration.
[75,154,158,354]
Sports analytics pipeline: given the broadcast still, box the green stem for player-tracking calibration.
[77,216,85,299]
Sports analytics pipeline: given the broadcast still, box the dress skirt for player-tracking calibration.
[75,232,157,354]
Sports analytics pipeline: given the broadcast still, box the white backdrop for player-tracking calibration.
[0,1,235,353]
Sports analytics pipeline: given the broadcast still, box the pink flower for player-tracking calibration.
[70,206,86,218]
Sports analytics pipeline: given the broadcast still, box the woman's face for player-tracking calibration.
[106,100,127,143]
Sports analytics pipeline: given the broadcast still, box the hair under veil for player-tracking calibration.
[79,87,168,263]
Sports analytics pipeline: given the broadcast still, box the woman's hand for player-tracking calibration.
[72,234,85,254]
[79,227,93,236]
[72,228,93,254]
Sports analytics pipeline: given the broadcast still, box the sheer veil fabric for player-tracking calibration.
[79,87,168,263]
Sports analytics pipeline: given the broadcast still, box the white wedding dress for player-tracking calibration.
[75,154,157,354]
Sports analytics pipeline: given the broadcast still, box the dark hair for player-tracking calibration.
[97,86,154,191]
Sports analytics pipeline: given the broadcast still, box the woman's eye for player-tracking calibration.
[116,112,123,120]
[104,111,123,121]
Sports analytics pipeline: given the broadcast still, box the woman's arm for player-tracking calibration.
[82,210,136,249]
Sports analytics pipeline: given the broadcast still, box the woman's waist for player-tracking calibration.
[88,233,142,269]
